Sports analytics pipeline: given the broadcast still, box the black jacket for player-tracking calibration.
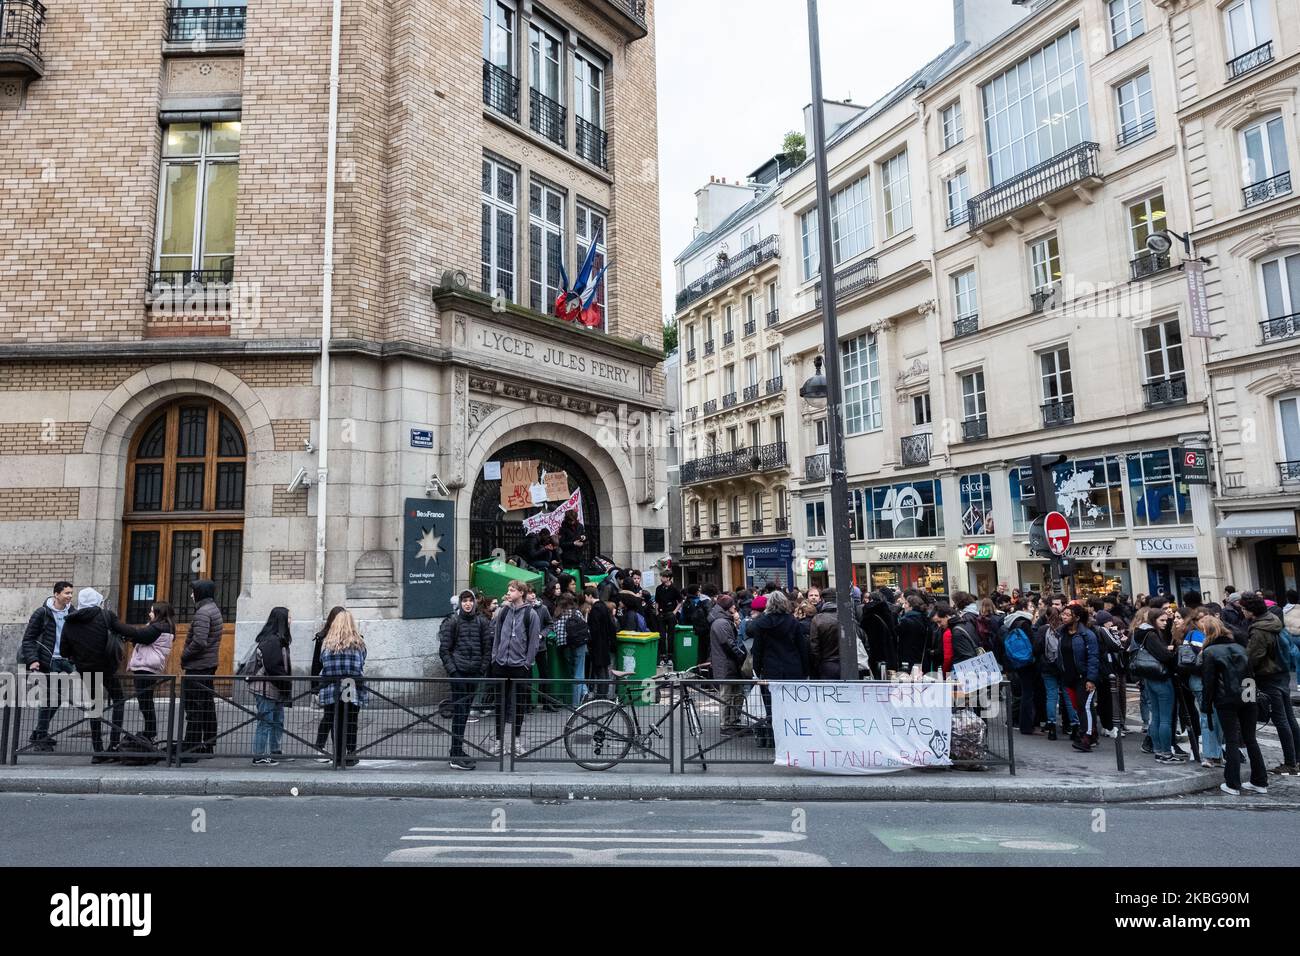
[61,605,157,675]
[249,631,293,703]
[19,600,64,669]
[896,610,934,671]
[949,613,982,666]
[1135,624,1175,680]
[587,601,618,670]
[860,598,899,672]
[181,580,224,671]
[750,612,810,680]
[1201,641,1252,718]
[439,609,492,678]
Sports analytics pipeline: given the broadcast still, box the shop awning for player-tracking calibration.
[1214,510,1297,538]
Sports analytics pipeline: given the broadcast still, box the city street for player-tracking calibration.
[1,791,1296,867]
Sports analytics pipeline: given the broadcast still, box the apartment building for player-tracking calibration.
[0,0,664,674]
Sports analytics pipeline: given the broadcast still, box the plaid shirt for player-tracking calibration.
[317,647,368,706]
[552,615,568,646]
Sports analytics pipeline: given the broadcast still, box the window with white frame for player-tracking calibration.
[710,498,719,525]
[730,496,741,523]
[800,208,820,281]
[960,370,986,421]
[1108,0,1145,49]
[727,427,738,451]
[945,169,969,226]
[751,490,764,521]
[1240,113,1290,188]
[881,151,912,237]
[744,355,758,388]
[529,19,564,103]
[686,323,696,351]
[841,334,882,434]
[576,200,607,326]
[1259,250,1300,320]
[529,179,565,313]
[981,28,1091,186]
[830,175,873,264]
[768,345,782,380]
[1029,235,1062,291]
[1116,71,1155,145]
[703,371,715,405]
[814,418,829,447]
[1224,0,1272,59]
[748,421,761,449]
[1128,193,1167,253]
[691,500,700,528]
[724,364,736,394]
[482,0,515,71]
[723,304,734,337]
[745,293,756,328]
[1278,394,1300,465]
[953,268,978,320]
[573,49,604,130]
[156,122,240,279]
[941,101,964,149]
[1142,319,1185,383]
[805,500,827,537]
[740,227,755,249]
[705,314,715,344]
[766,282,778,314]
[913,393,932,427]
[773,414,785,444]
[481,155,518,301]
[1039,346,1074,403]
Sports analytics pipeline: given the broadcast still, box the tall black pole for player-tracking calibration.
[807,0,859,681]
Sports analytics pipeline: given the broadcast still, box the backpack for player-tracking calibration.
[1276,630,1297,673]
[1003,626,1034,670]
[236,640,264,679]
[691,600,711,640]
[1043,630,1061,664]
[565,612,589,647]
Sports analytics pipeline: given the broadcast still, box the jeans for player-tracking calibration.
[253,694,284,756]
[1187,675,1223,760]
[182,669,218,751]
[566,644,589,709]
[1216,702,1268,789]
[448,679,477,757]
[1139,681,1151,729]
[1260,673,1298,765]
[1042,670,1078,726]
[31,656,76,739]
[1146,678,1175,755]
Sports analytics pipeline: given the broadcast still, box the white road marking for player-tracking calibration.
[385,845,829,866]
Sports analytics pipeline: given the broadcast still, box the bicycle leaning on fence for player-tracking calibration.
[562,664,710,771]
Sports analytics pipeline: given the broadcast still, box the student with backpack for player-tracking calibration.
[246,607,294,766]
[1034,608,1079,741]
[553,593,590,709]
[999,609,1037,735]
[488,580,542,757]
[439,590,492,771]
[1201,621,1269,795]
[1241,594,1299,775]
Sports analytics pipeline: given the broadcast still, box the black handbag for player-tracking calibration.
[1129,644,1168,681]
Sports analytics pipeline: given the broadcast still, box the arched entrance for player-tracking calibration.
[118,398,245,673]
[470,440,602,563]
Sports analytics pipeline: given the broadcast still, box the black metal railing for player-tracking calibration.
[704,339,715,356]
[575,115,608,170]
[722,392,737,409]
[1243,171,1291,207]
[775,516,789,533]
[1279,460,1300,483]
[710,523,721,536]
[1143,376,1187,408]
[814,257,879,309]
[962,416,989,442]
[743,384,759,402]
[1041,398,1075,428]
[900,434,931,467]
[676,236,780,311]
[690,525,701,538]
[685,406,698,421]
[686,348,696,363]
[765,376,783,395]
[702,399,717,415]
[723,330,734,346]
[947,207,969,229]
[680,442,789,485]
[482,59,520,121]
[954,313,978,337]
[1031,286,1058,313]
[1261,312,1300,343]
[530,88,566,147]
[728,520,741,535]
[1117,117,1156,149]
[1130,250,1172,280]
[1228,40,1273,80]
[804,452,829,482]
[0,0,45,66]
[766,309,780,327]
[607,0,647,27]
[148,264,235,292]
[166,4,246,43]
[967,142,1101,231]
[751,520,765,533]
[744,319,756,337]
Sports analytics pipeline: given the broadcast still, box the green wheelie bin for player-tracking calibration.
[613,631,660,707]
[673,624,700,672]
[470,559,541,600]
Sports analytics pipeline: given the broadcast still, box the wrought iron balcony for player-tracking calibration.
[1280,460,1300,483]
[900,433,931,468]
[1143,377,1187,408]
[1041,398,1075,428]
[690,525,701,539]
[704,339,715,356]
[967,142,1102,232]
[961,416,988,442]
[766,309,780,327]
[953,313,978,338]
[744,319,757,337]
[1261,312,1300,343]
[680,442,789,485]
[1117,117,1156,149]
[804,452,829,482]
[530,88,566,148]
[166,4,246,43]
[685,406,698,421]
[603,0,648,36]
[702,399,717,415]
[775,516,790,533]
[148,263,235,293]
[751,519,765,534]
[1130,250,1172,281]
[0,0,46,78]
[685,348,697,363]
[765,376,783,395]
[722,392,738,409]
[482,60,520,121]
[1228,41,1273,80]
[710,523,721,537]
[1243,171,1291,208]
[743,384,759,402]
[675,236,780,312]
[723,330,734,346]
[813,257,879,309]
[575,115,608,170]
[1031,286,1058,313]
[728,521,741,536]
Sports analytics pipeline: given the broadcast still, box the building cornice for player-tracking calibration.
[0,339,322,361]
[1190,195,1300,246]
[783,259,934,338]
[1175,54,1300,126]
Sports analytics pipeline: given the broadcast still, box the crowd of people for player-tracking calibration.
[18,569,1300,790]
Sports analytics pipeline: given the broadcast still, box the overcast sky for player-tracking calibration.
[654,0,955,325]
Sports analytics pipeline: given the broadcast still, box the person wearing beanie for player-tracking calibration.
[440,589,492,770]
[750,594,768,613]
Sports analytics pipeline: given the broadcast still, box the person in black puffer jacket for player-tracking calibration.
[896,595,935,672]
[180,579,224,757]
[1202,623,1269,795]
[440,589,493,769]
[860,591,900,673]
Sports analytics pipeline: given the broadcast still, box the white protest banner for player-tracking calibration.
[951,652,1003,693]
[521,489,584,537]
[771,681,953,774]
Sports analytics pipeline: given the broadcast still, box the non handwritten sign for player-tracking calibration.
[500,459,539,512]
[771,681,953,775]
[951,652,1003,693]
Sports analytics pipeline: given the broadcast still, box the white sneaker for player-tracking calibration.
[1241,782,1269,795]
[512,738,526,757]
[1220,782,1241,796]
[485,737,502,756]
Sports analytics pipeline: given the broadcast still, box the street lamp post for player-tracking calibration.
[805,0,860,681]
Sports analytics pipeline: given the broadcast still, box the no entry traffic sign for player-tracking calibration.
[1045,511,1070,556]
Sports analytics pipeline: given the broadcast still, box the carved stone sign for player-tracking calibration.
[470,321,645,398]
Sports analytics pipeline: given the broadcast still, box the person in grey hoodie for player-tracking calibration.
[489,580,542,756]
[20,581,75,751]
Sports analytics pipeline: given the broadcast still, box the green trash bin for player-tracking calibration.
[613,631,660,707]
[542,637,573,705]
[673,624,700,672]
[470,559,542,600]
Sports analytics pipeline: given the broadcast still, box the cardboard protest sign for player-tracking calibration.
[951,652,1003,693]
[499,459,539,512]
[544,470,570,502]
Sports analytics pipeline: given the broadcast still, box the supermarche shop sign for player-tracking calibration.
[1027,540,1116,559]
[874,547,939,562]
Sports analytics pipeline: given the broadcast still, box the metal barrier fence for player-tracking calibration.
[4,672,1015,774]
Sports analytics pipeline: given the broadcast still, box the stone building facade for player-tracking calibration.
[0,0,665,675]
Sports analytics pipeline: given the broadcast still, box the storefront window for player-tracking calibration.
[849,488,866,541]
[1019,560,1131,599]
[1126,449,1192,527]
[1010,455,1125,532]
[959,473,995,535]
[863,478,943,539]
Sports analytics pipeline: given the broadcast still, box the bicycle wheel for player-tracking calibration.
[563,699,635,771]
